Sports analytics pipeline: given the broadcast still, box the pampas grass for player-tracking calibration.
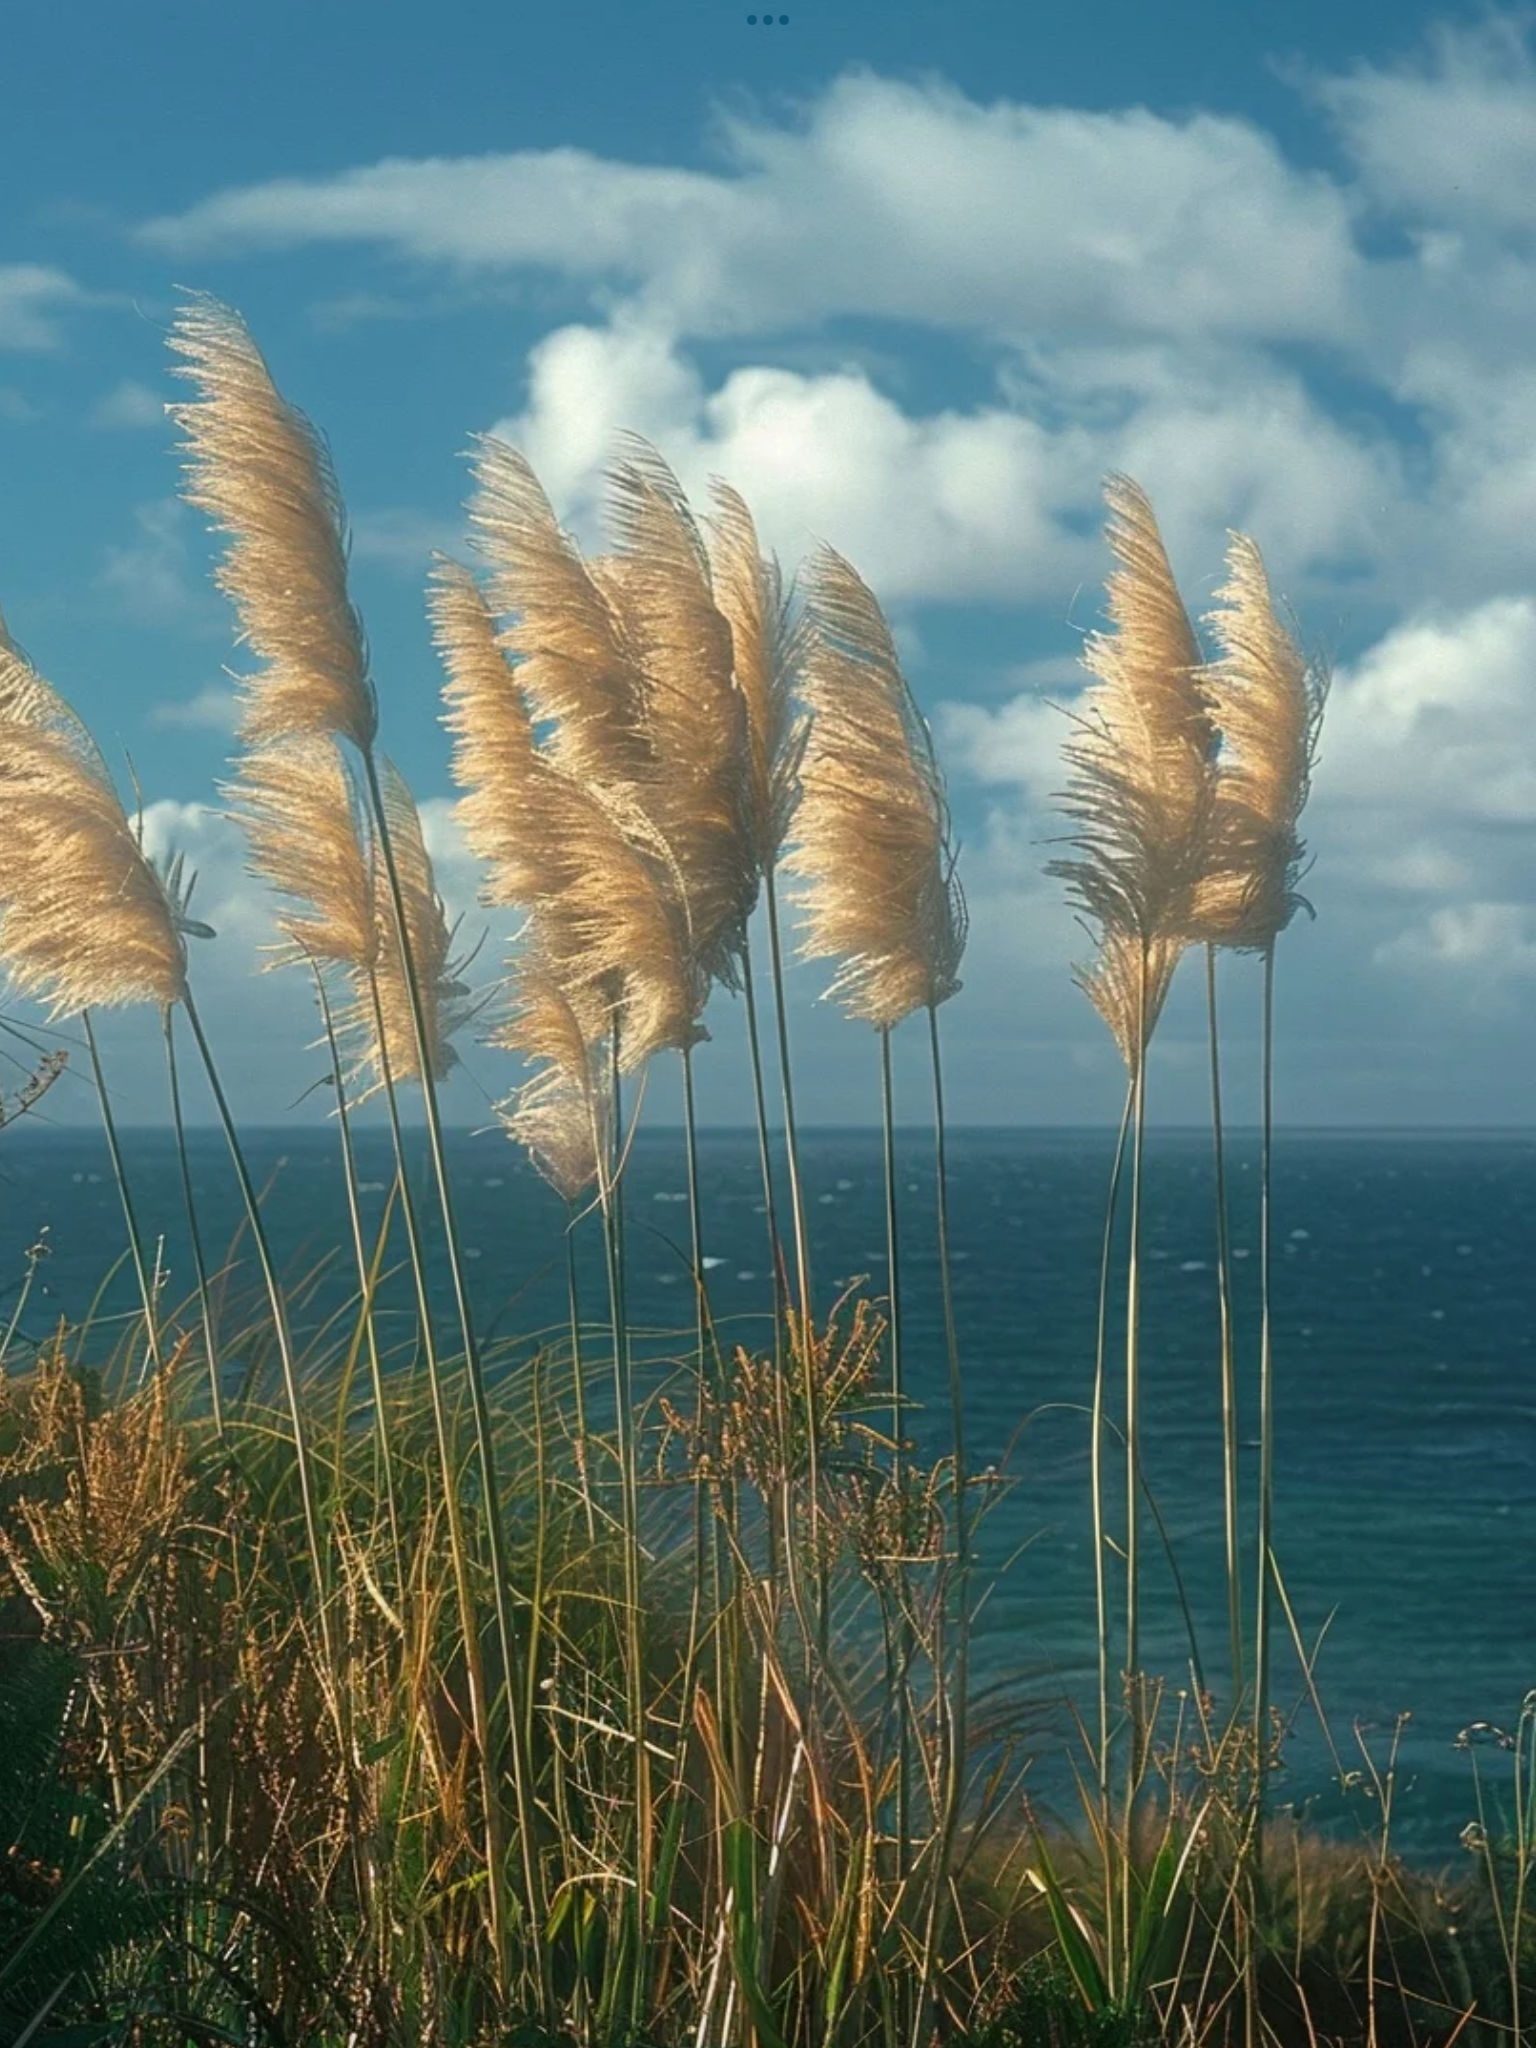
[168,294,377,752]
[790,545,965,1032]
[0,648,191,1018]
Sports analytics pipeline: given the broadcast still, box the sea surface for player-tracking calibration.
[2,1123,1531,1862]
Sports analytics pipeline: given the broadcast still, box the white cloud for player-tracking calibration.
[1317,17,1536,236]
[150,686,241,732]
[1375,902,1536,986]
[137,77,1357,351]
[98,500,211,627]
[0,264,85,350]
[349,506,466,571]
[90,379,163,430]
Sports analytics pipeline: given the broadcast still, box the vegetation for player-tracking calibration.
[0,295,1529,2044]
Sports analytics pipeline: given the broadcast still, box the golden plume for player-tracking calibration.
[430,557,702,1068]
[1047,475,1216,948]
[786,544,965,1030]
[1186,533,1327,952]
[345,760,470,1093]
[467,434,650,790]
[595,435,754,989]
[167,294,378,752]
[226,735,467,1095]
[0,639,191,1015]
[1076,928,1183,1073]
[704,478,808,874]
[495,949,612,1201]
[224,737,375,971]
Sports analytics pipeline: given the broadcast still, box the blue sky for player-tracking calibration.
[2,0,1534,1128]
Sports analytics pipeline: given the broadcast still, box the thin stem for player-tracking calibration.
[359,747,545,2004]
[565,1208,597,1546]
[763,868,824,1650]
[880,1024,913,1895]
[1207,943,1244,1707]
[915,1000,970,2048]
[741,944,788,1338]
[314,968,402,1591]
[1253,945,1277,1855]
[364,972,508,1985]
[1092,1083,1134,1815]
[593,1022,651,2030]
[163,1008,222,1434]
[179,987,335,1682]
[82,1009,161,1379]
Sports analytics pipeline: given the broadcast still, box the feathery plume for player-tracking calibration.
[224,737,375,971]
[432,555,703,1069]
[1048,475,1216,947]
[1186,533,1327,952]
[1075,927,1183,1072]
[167,293,377,752]
[592,440,756,989]
[0,644,190,1015]
[467,435,650,789]
[786,545,965,1029]
[495,950,612,1201]
[705,478,808,873]
[350,760,471,1092]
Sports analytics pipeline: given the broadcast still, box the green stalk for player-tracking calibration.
[1253,945,1277,1858]
[163,1007,222,1434]
[565,1209,597,1546]
[82,1009,161,1377]
[1120,946,1150,2001]
[1206,943,1243,1707]
[881,1025,913,1898]
[763,867,825,1652]
[363,973,509,1990]
[742,943,788,1342]
[592,1023,652,2033]
[359,747,547,2005]
[1092,1082,1134,1851]
[179,985,335,1682]
[314,967,403,1592]
[913,1001,970,2048]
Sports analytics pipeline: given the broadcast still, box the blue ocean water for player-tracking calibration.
[2,1123,1531,1861]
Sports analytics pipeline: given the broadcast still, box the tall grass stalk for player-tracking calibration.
[565,1208,597,1545]
[314,966,403,1591]
[362,969,511,1992]
[880,1024,914,1897]
[593,1020,653,2031]
[178,984,337,1686]
[1253,944,1277,1862]
[81,1009,161,1379]
[162,1006,222,1434]
[913,999,970,2048]
[358,745,548,2005]
[764,865,824,1653]
[1206,942,1243,1705]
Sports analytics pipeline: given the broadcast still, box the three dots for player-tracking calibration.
[746,13,790,20]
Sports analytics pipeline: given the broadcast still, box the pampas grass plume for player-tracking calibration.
[168,294,377,752]
[432,551,703,1070]
[0,640,188,1014]
[1187,532,1327,952]
[704,478,808,875]
[787,544,965,1029]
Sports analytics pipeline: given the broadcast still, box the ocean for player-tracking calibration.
[2,1122,1531,1862]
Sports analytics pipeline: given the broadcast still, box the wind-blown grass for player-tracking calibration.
[0,309,1524,2048]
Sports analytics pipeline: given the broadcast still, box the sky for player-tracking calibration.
[1,0,1534,1129]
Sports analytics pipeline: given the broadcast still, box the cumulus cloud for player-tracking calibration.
[0,264,86,350]
[90,379,164,430]
[150,686,241,733]
[137,75,1359,348]
[98,500,216,628]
